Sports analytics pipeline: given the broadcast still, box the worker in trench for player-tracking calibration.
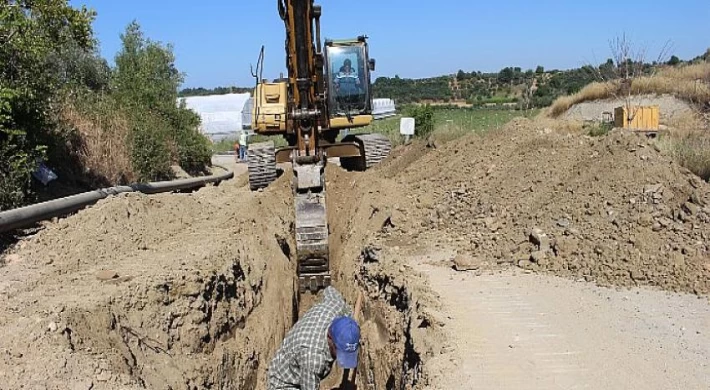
[267,286,360,390]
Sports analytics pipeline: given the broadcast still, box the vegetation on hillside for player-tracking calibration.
[179,86,252,97]
[0,1,211,210]
[549,62,710,117]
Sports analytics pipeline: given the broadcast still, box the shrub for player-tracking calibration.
[406,104,435,138]
[130,115,173,182]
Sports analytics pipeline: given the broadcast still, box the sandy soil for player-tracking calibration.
[1,115,709,389]
[413,250,709,390]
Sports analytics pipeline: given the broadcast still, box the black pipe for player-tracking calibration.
[0,165,234,233]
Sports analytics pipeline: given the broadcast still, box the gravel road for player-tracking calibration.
[417,262,710,390]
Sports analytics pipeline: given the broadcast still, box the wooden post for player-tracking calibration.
[340,291,363,388]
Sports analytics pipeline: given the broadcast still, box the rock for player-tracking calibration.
[530,251,547,265]
[96,370,111,382]
[48,322,58,333]
[630,269,646,281]
[556,218,571,228]
[670,252,685,267]
[529,227,550,251]
[95,270,119,281]
[517,259,533,269]
[638,213,653,227]
[644,184,663,194]
[452,255,482,271]
[682,202,699,216]
[4,254,22,264]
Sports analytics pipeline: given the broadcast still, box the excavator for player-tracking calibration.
[246,0,392,294]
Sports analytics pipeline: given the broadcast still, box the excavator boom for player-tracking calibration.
[247,0,392,293]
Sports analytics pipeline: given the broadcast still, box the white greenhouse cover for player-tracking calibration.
[179,94,396,141]
[179,93,252,141]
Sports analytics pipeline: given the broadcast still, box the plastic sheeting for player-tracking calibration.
[181,93,396,140]
[372,98,396,119]
[179,93,252,141]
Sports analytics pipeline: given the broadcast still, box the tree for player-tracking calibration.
[535,65,545,74]
[667,55,680,66]
[456,69,466,81]
[497,67,514,84]
[112,21,210,180]
[1,0,96,209]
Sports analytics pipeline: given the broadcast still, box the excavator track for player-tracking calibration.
[340,133,392,171]
[247,141,278,190]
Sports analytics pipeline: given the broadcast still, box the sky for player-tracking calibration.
[69,0,710,89]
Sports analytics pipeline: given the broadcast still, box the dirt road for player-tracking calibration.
[416,256,710,390]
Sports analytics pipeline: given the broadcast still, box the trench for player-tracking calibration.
[53,166,428,389]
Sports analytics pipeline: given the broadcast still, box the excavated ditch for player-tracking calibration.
[0,164,435,389]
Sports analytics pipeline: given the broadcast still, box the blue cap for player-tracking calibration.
[329,316,360,369]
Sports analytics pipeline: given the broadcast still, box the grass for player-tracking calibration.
[58,99,135,185]
[549,62,710,117]
[346,108,539,145]
[660,129,710,181]
[210,134,289,154]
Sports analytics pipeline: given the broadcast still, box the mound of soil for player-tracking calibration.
[0,177,297,389]
[339,118,710,296]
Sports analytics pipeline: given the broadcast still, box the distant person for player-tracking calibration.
[234,140,240,162]
[239,131,249,162]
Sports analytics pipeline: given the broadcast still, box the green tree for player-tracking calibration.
[535,65,545,74]
[667,55,680,66]
[112,21,210,180]
[497,67,514,84]
[1,0,96,209]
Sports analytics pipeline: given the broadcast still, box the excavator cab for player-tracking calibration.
[324,37,376,127]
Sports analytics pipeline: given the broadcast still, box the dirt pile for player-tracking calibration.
[0,177,297,389]
[352,118,710,295]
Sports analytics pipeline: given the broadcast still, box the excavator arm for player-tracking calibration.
[247,0,392,293]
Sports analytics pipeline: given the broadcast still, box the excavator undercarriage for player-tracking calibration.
[246,0,392,294]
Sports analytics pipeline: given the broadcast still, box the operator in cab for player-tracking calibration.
[267,286,360,390]
[334,58,361,97]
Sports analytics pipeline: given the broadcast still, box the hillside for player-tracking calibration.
[373,50,710,108]
[181,49,709,110]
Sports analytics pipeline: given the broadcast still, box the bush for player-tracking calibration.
[406,104,435,138]
[585,121,613,137]
[130,115,173,182]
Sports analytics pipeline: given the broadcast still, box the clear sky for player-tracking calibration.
[69,0,709,89]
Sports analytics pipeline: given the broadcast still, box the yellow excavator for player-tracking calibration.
[247,0,391,294]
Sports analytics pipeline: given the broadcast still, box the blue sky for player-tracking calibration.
[70,0,709,89]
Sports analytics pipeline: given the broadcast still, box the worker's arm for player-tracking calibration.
[298,346,327,390]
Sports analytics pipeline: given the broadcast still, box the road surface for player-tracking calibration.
[416,262,710,390]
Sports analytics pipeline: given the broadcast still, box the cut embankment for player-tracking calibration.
[0,176,298,389]
[0,159,431,389]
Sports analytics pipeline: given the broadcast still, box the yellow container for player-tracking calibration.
[614,105,660,130]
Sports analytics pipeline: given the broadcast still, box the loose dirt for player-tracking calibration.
[0,168,298,389]
[1,115,709,389]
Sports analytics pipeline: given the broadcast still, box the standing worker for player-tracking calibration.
[239,130,249,162]
[267,286,360,390]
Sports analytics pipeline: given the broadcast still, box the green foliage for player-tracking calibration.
[585,121,613,137]
[112,21,211,179]
[179,86,252,97]
[0,5,212,210]
[406,104,435,138]
[0,0,95,209]
[129,115,172,182]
